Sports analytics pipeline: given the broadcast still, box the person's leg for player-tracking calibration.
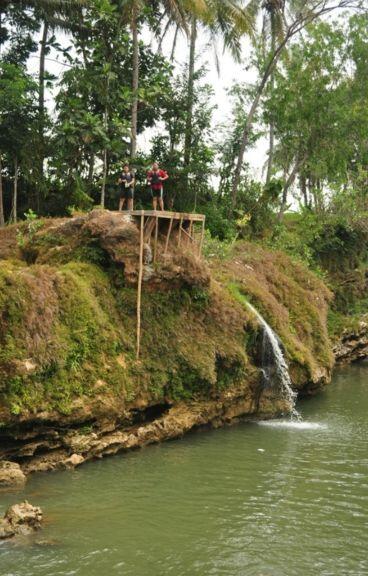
[128,197,133,211]
[158,190,164,211]
[152,194,157,210]
[119,197,125,211]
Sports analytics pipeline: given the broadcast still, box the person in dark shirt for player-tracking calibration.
[118,163,135,211]
[146,162,168,210]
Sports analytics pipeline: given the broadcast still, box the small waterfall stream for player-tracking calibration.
[246,302,300,419]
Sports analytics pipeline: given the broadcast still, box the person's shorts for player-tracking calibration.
[151,188,163,198]
[121,187,134,200]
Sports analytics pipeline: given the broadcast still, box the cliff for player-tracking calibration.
[0,210,334,477]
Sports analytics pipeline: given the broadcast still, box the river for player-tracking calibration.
[1,363,367,576]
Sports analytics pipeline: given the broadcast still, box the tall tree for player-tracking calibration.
[119,0,191,160]
[0,63,38,223]
[230,0,364,209]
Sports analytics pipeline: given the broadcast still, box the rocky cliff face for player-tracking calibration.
[0,210,334,479]
[333,316,368,364]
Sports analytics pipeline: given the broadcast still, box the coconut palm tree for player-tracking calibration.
[166,0,255,194]
[30,1,85,192]
[119,0,198,160]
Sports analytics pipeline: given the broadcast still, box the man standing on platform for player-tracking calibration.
[118,163,135,211]
[147,162,168,210]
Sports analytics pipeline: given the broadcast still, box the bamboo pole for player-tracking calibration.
[199,219,205,256]
[178,217,183,247]
[154,215,158,262]
[189,220,193,243]
[136,211,145,360]
[164,216,174,254]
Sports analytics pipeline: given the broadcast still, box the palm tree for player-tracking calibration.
[262,1,285,184]
[30,1,85,195]
[168,0,255,195]
[119,0,194,160]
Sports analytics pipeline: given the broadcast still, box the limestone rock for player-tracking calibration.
[334,318,368,363]
[64,453,85,468]
[0,461,26,488]
[0,501,42,539]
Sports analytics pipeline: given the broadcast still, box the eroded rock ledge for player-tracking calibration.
[1,387,289,478]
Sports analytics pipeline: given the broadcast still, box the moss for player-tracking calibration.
[0,256,251,419]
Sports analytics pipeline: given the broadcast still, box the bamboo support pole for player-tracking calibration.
[189,221,193,243]
[178,217,183,247]
[164,216,174,254]
[136,211,144,360]
[154,215,159,262]
[199,219,205,256]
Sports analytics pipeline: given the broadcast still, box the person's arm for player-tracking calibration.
[146,172,152,185]
[131,176,136,187]
[159,170,169,182]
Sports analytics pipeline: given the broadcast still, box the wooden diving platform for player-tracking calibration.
[115,209,206,261]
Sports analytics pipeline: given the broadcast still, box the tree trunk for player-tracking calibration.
[170,25,179,61]
[0,154,4,227]
[266,121,275,185]
[266,15,276,185]
[300,174,308,208]
[12,156,18,224]
[183,17,197,192]
[101,62,111,206]
[101,148,107,208]
[88,153,95,185]
[130,2,139,160]
[278,154,306,220]
[38,19,49,201]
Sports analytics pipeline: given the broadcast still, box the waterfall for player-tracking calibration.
[246,301,299,419]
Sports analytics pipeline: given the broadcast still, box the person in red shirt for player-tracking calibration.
[146,162,168,210]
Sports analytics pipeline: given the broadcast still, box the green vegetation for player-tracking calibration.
[0,209,337,420]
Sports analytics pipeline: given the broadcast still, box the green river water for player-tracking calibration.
[1,363,367,576]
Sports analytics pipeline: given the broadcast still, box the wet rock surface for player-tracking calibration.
[0,501,43,539]
[0,461,26,488]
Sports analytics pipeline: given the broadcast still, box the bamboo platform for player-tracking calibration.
[115,210,206,261]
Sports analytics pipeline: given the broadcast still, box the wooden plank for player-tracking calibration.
[136,212,144,360]
[127,210,206,222]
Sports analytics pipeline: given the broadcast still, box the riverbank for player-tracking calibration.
[0,209,359,480]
